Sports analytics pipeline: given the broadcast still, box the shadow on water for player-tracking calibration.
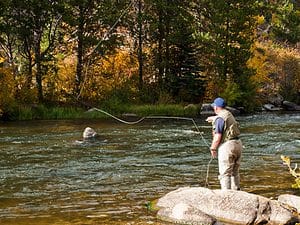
[0,112,299,224]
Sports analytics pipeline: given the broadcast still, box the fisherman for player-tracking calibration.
[206,97,242,190]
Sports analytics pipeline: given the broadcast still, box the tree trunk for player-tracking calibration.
[157,10,164,87]
[34,29,44,102]
[75,6,85,98]
[137,0,143,90]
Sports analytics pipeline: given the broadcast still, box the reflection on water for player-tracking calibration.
[0,113,299,224]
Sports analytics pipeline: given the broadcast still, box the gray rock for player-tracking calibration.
[268,94,284,106]
[156,187,299,225]
[200,104,214,115]
[269,199,299,225]
[282,101,300,111]
[83,127,98,139]
[200,104,240,115]
[157,202,217,225]
[225,106,240,115]
[278,194,300,212]
[263,103,282,111]
[184,104,200,111]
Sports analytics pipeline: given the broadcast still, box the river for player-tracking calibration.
[0,112,299,225]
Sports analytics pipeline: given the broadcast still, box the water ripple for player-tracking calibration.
[0,114,299,224]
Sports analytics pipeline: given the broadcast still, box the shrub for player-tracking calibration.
[281,155,300,189]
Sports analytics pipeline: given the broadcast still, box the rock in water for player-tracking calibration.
[83,127,98,139]
[156,187,299,225]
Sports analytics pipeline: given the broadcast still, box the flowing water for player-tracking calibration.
[0,112,299,225]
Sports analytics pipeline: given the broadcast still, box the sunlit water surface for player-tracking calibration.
[0,112,299,224]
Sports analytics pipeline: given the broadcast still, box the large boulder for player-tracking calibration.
[156,187,299,225]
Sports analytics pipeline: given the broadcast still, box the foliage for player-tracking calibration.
[271,0,300,44]
[194,0,259,108]
[248,41,300,104]
[221,81,242,107]
[48,54,77,102]
[127,104,199,117]
[15,105,86,120]
[11,103,200,120]
[146,200,159,211]
[131,104,173,116]
[281,155,300,189]
[0,66,16,118]
[147,0,205,102]
[79,49,139,103]
[0,0,300,120]
[61,0,125,96]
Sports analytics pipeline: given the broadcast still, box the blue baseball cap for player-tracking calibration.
[212,97,226,107]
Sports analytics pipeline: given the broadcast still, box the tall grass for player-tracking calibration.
[127,104,199,117]
[13,103,200,121]
[16,105,85,120]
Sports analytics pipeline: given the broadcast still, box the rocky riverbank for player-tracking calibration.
[200,94,300,116]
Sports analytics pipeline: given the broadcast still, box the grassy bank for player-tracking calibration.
[9,103,200,121]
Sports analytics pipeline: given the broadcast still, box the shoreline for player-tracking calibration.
[1,103,299,122]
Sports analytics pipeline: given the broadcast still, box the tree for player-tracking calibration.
[62,0,129,99]
[271,0,300,44]
[1,0,63,103]
[146,0,205,102]
[194,0,259,108]
[137,0,144,90]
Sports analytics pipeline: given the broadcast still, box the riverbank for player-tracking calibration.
[1,103,200,121]
[1,102,299,121]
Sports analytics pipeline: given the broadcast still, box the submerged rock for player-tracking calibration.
[156,187,299,225]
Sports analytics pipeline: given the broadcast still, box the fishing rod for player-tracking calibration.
[88,106,214,187]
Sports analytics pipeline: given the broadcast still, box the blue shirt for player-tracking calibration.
[214,117,225,134]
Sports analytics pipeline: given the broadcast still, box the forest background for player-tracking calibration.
[0,0,299,120]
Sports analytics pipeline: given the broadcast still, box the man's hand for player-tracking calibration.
[210,149,217,158]
[206,116,217,123]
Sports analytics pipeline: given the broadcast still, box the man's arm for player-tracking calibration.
[210,117,224,158]
[210,133,222,158]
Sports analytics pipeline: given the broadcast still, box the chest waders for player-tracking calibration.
[213,109,240,142]
[213,109,242,190]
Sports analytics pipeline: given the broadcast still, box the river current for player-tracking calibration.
[0,112,299,224]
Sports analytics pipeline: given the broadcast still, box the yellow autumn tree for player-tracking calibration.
[247,41,300,103]
[79,48,139,103]
[0,60,16,116]
[47,54,77,102]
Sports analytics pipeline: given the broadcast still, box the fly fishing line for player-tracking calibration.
[89,107,214,187]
